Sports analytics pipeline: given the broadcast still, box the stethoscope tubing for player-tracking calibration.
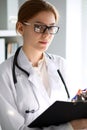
[12,46,70,114]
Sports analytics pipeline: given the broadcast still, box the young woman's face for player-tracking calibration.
[18,11,58,52]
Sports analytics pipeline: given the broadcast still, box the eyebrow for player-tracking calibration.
[34,21,56,25]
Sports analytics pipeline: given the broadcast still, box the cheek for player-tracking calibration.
[23,30,40,44]
[50,35,55,42]
[23,30,33,40]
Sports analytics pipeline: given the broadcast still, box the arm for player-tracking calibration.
[70,119,87,130]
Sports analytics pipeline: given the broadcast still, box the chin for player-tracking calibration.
[41,47,48,52]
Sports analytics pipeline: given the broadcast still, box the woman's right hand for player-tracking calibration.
[70,119,87,130]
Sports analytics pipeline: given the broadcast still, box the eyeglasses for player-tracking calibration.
[23,22,60,34]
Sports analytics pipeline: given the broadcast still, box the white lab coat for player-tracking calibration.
[0,48,74,130]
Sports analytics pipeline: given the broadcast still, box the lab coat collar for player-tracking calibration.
[17,48,34,75]
[17,48,58,75]
[16,49,58,88]
[44,52,59,74]
[17,48,46,75]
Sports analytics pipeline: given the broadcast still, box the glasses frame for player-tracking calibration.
[23,22,60,35]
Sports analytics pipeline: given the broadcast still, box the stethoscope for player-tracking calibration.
[12,46,70,114]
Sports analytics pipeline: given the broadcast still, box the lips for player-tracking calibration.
[39,41,48,44]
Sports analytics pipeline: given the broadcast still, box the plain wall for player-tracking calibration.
[81,0,87,87]
[0,0,7,29]
[47,0,66,58]
[7,0,18,29]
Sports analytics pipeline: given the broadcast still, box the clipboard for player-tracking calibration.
[28,101,87,128]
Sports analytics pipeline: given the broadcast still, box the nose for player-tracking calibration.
[42,28,51,38]
[43,27,50,34]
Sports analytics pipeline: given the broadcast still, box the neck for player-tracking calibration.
[22,46,43,67]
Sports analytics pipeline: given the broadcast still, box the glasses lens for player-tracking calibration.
[48,26,59,34]
[34,24,59,34]
[34,24,46,33]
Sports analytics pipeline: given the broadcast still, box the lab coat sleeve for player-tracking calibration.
[0,66,25,130]
[0,93,24,130]
[20,123,73,130]
[42,123,73,130]
[19,123,73,130]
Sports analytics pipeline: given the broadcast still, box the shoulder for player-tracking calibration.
[0,56,14,75]
[45,52,66,67]
[45,52,68,78]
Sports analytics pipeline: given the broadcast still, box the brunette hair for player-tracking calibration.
[16,0,59,29]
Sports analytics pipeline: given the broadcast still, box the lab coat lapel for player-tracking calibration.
[45,54,68,101]
[17,48,33,74]
[28,71,51,102]
[45,54,59,82]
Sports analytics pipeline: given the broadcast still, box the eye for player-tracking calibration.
[48,26,59,34]
[35,24,41,29]
[34,24,45,33]
[34,24,41,32]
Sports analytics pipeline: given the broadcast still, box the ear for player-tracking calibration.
[16,22,24,35]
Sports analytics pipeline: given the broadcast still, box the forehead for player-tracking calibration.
[28,11,56,25]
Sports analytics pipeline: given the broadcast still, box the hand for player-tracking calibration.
[70,119,87,130]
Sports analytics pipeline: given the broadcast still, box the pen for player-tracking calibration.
[72,88,87,102]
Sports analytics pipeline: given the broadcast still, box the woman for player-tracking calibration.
[0,0,87,130]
